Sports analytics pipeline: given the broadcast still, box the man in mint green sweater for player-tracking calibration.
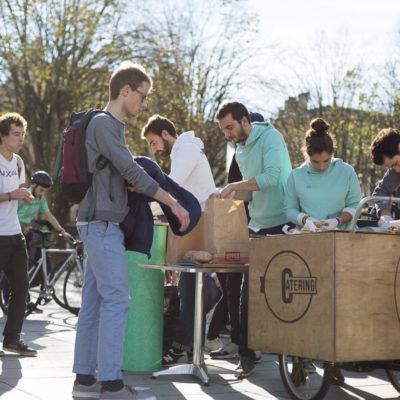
[216,102,292,232]
[215,100,292,377]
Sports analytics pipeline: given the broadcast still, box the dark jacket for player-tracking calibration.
[121,156,201,258]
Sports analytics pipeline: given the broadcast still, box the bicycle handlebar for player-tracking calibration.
[29,228,82,247]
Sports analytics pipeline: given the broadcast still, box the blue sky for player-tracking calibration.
[244,0,400,116]
[249,0,400,50]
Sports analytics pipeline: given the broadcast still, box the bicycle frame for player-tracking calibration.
[28,246,83,289]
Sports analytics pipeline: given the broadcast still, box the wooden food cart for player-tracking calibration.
[248,230,400,400]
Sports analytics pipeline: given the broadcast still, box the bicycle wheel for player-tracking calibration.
[386,369,400,393]
[63,261,83,315]
[26,262,46,315]
[51,257,73,310]
[279,354,333,400]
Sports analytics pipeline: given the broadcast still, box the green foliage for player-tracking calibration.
[0,0,132,222]
[0,0,257,224]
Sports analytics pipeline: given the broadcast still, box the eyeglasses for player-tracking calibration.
[134,88,148,104]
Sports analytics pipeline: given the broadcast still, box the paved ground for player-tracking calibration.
[0,301,399,400]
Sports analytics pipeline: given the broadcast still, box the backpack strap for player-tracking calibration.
[87,156,110,221]
[52,130,65,182]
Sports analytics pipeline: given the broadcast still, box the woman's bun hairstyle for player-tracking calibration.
[310,118,330,134]
[302,118,336,157]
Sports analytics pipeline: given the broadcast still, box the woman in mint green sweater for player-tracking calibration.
[284,117,361,385]
[285,118,361,231]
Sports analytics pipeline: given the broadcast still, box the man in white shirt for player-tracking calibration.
[0,112,37,356]
[142,115,217,364]
[142,115,215,209]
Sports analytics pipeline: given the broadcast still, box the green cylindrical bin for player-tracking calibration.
[122,224,167,371]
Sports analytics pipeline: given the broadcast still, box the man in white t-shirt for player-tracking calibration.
[0,113,37,356]
[142,115,217,364]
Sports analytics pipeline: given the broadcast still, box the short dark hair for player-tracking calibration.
[302,118,336,158]
[141,115,177,139]
[0,113,27,144]
[109,61,152,101]
[214,101,250,124]
[370,128,400,165]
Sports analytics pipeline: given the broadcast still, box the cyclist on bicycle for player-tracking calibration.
[18,171,73,243]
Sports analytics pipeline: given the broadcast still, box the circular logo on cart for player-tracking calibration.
[259,250,317,323]
[395,257,400,324]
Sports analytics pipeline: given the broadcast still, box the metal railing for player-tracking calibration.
[350,196,400,231]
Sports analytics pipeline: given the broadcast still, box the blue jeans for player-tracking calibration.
[73,222,131,381]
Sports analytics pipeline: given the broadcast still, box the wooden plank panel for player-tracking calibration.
[248,233,335,361]
[335,232,400,361]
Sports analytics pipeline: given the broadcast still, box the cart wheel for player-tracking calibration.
[386,369,400,393]
[279,354,333,400]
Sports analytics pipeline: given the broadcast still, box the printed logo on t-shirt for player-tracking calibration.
[0,168,18,178]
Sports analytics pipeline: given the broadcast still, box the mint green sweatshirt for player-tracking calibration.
[285,158,362,229]
[236,122,292,229]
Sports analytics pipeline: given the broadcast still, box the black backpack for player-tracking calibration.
[52,109,111,219]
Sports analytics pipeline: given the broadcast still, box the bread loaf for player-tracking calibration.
[183,250,213,263]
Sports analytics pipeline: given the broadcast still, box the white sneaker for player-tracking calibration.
[100,385,156,399]
[72,381,101,398]
[210,341,239,359]
[205,337,223,352]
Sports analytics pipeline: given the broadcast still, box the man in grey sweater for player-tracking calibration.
[370,127,400,227]
[72,62,189,400]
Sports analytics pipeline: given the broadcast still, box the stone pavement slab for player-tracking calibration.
[0,301,399,399]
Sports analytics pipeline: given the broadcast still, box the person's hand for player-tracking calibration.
[320,218,340,231]
[378,214,393,228]
[60,230,74,243]
[11,188,34,203]
[216,184,235,199]
[22,226,31,235]
[302,217,318,232]
[170,202,190,232]
[303,216,318,225]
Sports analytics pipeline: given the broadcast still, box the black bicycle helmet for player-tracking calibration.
[31,171,53,187]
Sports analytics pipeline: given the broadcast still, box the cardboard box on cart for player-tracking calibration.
[248,231,400,362]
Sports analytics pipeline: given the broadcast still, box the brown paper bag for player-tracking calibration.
[203,197,249,264]
[166,214,204,264]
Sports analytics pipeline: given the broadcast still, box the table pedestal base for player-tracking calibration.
[152,363,209,385]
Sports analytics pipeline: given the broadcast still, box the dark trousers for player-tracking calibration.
[0,234,29,340]
[239,223,290,360]
[207,272,241,344]
[207,274,228,340]
[174,272,221,351]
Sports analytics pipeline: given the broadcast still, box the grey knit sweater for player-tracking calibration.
[77,112,159,222]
